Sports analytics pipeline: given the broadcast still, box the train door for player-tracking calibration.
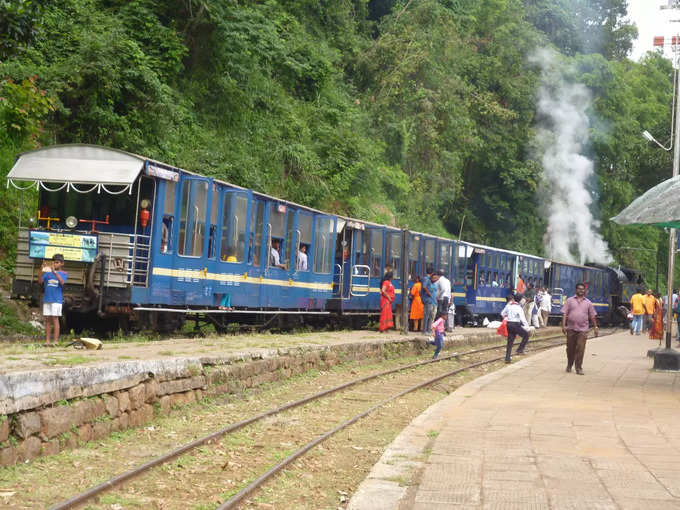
[452,243,469,308]
[551,264,565,314]
[149,178,178,304]
[264,202,291,307]
[466,249,482,305]
[408,234,421,280]
[386,230,402,305]
[332,221,352,300]
[311,214,337,307]
[215,189,251,308]
[367,227,385,308]
[295,211,314,306]
[247,198,266,305]
[173,176,210,305]
[350,228,370,299]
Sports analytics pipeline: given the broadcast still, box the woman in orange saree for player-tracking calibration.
[379,272,395,332]
[649,292,664,341]
[409,276,424,331]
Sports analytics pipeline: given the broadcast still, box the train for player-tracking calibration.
[7,145,641,332]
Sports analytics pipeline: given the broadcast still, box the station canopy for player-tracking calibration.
[611,174,680,229]
[6,144,146,194]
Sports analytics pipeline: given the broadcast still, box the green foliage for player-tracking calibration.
[0,0,44,59]
[0,0,670,292]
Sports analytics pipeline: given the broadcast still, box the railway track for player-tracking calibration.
[50,330,613,510]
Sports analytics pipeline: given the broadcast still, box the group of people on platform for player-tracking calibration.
[629,288,680,342]
[378,269,556,359]
[379,268,453,358]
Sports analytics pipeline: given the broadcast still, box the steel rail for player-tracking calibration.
[49,331,587,510]
[219,333,611,509]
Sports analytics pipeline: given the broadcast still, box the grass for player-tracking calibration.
[43,355,91,366]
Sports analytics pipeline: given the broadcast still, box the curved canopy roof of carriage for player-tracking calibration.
[7,144,151,188]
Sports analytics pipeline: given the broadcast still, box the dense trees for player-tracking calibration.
[0,0,674,287]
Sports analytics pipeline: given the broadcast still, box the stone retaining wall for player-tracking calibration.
[0,329,558,466]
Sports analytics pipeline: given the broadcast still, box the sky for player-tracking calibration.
[629,0,679,61]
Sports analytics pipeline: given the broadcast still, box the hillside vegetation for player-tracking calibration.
[0,0,675,286]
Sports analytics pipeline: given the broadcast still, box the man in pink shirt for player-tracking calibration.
[561,283,599,375]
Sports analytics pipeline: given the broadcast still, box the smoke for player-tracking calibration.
[530,48,612,265]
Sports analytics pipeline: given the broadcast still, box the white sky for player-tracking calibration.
[629,0,679,60]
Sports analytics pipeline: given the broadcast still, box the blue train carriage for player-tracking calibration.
[453,243,546,323]
[328,224,459,320]
[546,261,610,319]
[8,144,339,332]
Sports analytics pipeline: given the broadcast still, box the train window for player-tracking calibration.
[387,232,401,280]
[161,181,176,253]
[487,271,492,286]
[424,239,435,274]
[220,194,247,263]
[269,204,286,238]
[439,244,451,276]
[355,230,368,266]
[454,244,466,285]
[409,234,420,279]
[285,211,295,268]
[208,187,219,259]
[178,179,207,257]
[506,274,511,287]
[251,201,264,266]
[492,272,498,286]
[479,271,486,286]
[314,217,334,274]
[466,267,474,286]
[370,229,383,276]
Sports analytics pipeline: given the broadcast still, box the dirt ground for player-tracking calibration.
[0,326,514,374]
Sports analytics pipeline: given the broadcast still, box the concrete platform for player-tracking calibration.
[349,331,680,510]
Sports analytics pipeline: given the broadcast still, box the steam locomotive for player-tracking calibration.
[8,145,641,332]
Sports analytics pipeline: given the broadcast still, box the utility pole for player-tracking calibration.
[653,9,680,368]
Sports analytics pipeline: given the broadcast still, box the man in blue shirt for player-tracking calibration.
[421,268,436,334]
[41,253,67,346]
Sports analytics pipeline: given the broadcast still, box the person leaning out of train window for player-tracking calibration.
[270,239,286,269]
[296,245,308,271]
[630,288,645,335]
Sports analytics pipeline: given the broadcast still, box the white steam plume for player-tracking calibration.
[531,48,612,265]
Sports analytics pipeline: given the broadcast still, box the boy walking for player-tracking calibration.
[41,254,67,346]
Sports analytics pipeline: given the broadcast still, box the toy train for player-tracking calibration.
[8,145,641,332]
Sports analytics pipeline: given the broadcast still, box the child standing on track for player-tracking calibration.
[41,253,67,346]
[429,312,446,359]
